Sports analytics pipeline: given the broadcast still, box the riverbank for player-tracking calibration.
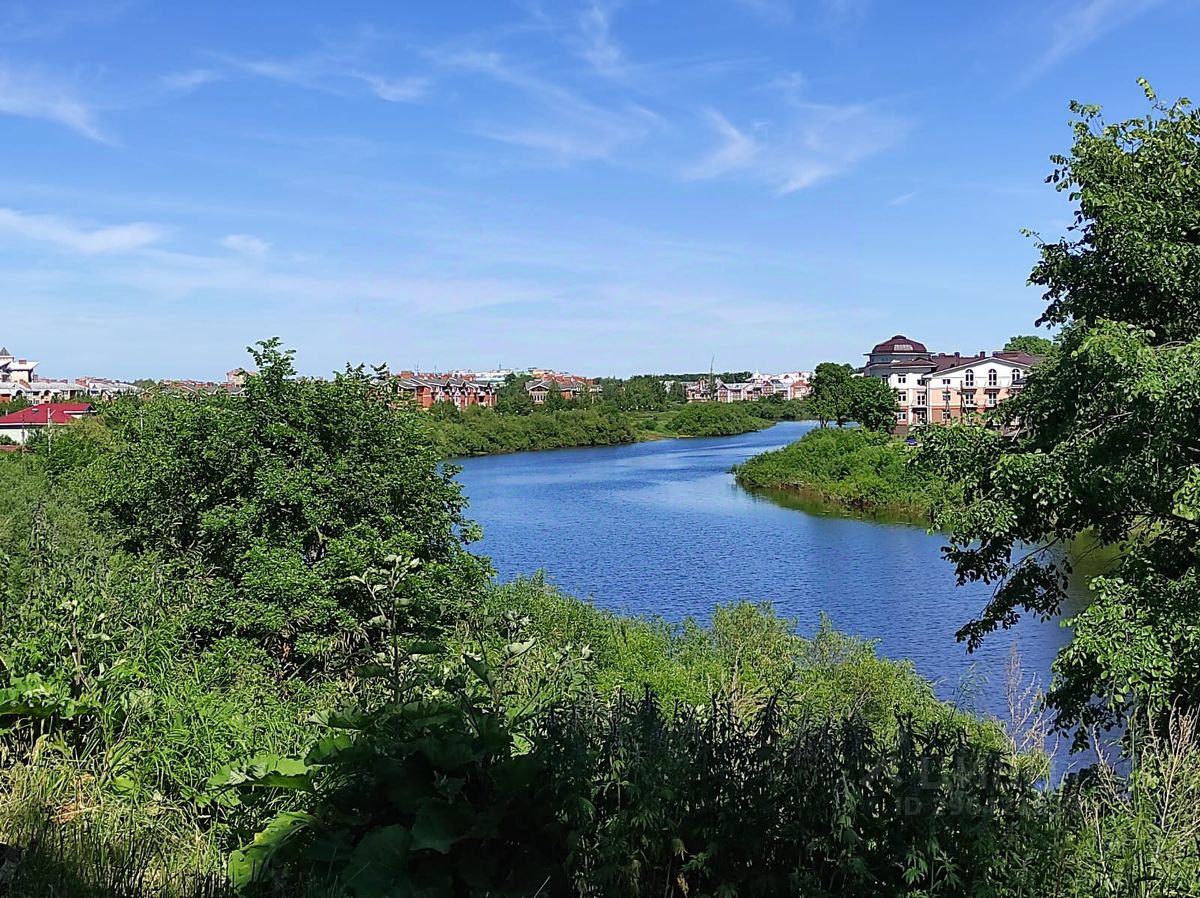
[732,426,958,519]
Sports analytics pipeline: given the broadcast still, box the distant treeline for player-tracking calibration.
[427,398,787,456]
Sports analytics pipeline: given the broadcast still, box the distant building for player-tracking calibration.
[863,335,1039,432]
[73,377,141,400]
[0,403,93,444]
[158,379,245,397]
[0,346,140,403]
[396,376,498,410]
[524,376,596,404]
[0,347,37,386]
[682,371,810,403]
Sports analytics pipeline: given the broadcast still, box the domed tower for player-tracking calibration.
[864,335,929,370]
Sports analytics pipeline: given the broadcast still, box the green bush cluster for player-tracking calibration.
[734,426,958,518]
[664,402,769,437]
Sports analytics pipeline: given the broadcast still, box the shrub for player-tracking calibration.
[733,426,957,517]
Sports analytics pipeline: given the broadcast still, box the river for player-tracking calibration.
[455,421,1090,722]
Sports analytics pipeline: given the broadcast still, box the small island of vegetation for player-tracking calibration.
[733,426,957,519]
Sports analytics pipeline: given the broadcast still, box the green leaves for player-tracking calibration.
[228,811,317,889]
[410,799,468,854]
[0,672,96,722]
[1172,467,1200,521]
[341,825,413,897]
[207,754,314,793]
[81,341,485,674]
[921,85,1200,737]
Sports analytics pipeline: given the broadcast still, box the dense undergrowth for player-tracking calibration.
[733,426,959,518]
[0,344,1197,896]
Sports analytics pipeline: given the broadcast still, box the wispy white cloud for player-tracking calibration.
[687,109,759,179]
[577,1,625,77]
[821,0,868,24]
[1025,0,1164,82]
[353,72,428,102]
[221,233,271,258]
[732,0,794,24]
[161,68,223,93]
[889,190,917,206]
[435,48,660,161]
[0,62,109,142]
[210,39,429,103]
[687,101,907,194]
[0,208,166,253]
[733,0,866,26]
[0,1,131,43]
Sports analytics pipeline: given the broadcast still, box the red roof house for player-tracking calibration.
[0,403,93,444]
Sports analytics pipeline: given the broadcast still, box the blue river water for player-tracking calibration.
[454,421,1087,721]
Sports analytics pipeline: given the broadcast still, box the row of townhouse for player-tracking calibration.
[395,374,499,410]
[862,335,1039,432]
[684,372,811,403]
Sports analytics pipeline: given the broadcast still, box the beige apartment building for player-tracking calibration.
[863,335,1038,432]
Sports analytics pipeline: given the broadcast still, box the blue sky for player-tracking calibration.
[0,0,1195,379]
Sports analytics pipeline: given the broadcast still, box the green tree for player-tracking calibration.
[918,82,1200,739]
[1003,334,1055,356]
[84,339,488,670]
[809,363,855,427]
[497,389,534,416]
[429,398,462,422]
[543,381,567,412]
[849,377,899,433]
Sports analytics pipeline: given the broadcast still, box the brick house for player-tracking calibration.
[397,376,498,410]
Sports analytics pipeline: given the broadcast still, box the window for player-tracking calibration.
[987,395,998,407]
[988,368,998,386]
[964,370,975,387]
[895,410,907,422]
[942,391,951,403]
[897,374,907,384]
[941,410,951,421]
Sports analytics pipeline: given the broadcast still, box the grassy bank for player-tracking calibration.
[733,426,958,519]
